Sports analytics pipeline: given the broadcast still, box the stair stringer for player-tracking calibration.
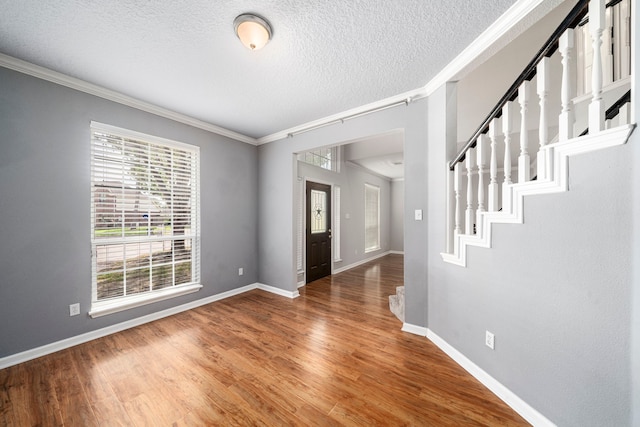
[441,123,636,267]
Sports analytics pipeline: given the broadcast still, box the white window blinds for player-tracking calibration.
[90,123,200,312]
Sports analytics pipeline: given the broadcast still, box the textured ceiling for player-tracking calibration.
[0,0,518,139]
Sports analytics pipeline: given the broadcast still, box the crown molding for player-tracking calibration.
[1,0,543,147]
[257,0,545,145]
[345,160,397,181]
[423,0,547,96]
[257,88,428,145]
[0,53,257,146]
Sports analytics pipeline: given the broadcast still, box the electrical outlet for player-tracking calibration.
[238,267,244,276]
[485,331,495,350]
[69,303,80,317]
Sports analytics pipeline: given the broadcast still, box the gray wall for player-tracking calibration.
[297,157,393,271]
[258,101,428,326]
[257,75,636,425]
[632,121,640,427]
[629,3,640,424]
[390,180,404,252]
[0,67,259,358]
[427,79,635,425]
[2,10,637,424]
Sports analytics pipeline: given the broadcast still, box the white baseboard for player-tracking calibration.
[389,250,405,255]
[426,329,556,427]
[401,323,428,336]
[257,283,300,299]
[0,283,265,370]
[333,250,394,274]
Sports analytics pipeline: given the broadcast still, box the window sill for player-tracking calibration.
[365,247,381,254]
[89,283,202,318]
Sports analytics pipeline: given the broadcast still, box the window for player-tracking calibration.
[364,184,380,252]
[89,122,201,317]
[310,189,328,233]
[300,147,338,172]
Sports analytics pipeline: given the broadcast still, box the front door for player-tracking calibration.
[306,181,331,283]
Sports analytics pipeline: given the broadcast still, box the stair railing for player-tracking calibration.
[447,0,632,244]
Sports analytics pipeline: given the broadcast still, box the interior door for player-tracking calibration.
[306,181,331,283]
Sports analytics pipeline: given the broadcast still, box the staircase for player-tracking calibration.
[442,0,635,267]
[389,286,405,322]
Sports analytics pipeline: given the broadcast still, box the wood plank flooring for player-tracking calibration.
[0,254,529,426]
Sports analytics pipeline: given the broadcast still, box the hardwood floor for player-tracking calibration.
[0,254,529,426]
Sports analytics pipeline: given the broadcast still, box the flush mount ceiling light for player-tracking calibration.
[233,13,272,51]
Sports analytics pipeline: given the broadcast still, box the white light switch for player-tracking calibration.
[414,209,423,221]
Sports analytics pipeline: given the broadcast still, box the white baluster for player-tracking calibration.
[476,135,488,235]
[465,148,476,235]
[488,118,500,212]
[559,29,576,141]
[537,57,551,181]
[454,162,462,236]
[518,81,531,182]
[589,0,606,133]
[502,102,514,212]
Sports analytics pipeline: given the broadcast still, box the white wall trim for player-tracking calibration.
[0,283,266,369]
[389,250,405,255]
[401,323,428,336]
[426,329,556,427]
[0,53,256,145]
[256,283,300,299]
[89,283,203,318]
[258,89,427,144]
[423,0,547,95]
[1,0,543,147]
[257,0,545,145]
[332,250,393,274]
[345,160,394,181]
